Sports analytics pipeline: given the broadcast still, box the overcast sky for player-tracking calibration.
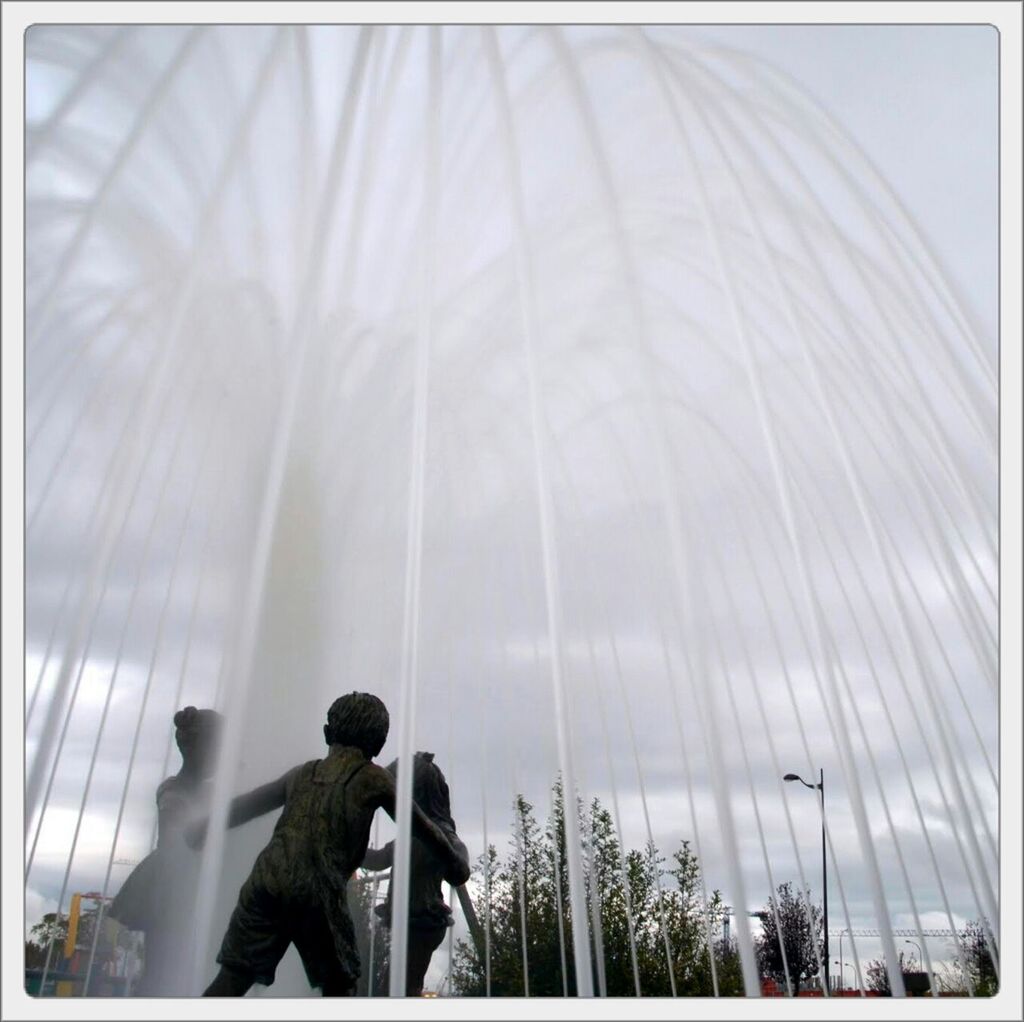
[20,22,999,997]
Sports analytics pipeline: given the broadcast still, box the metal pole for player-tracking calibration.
[783,769,830,994]
[456,884,487,965]
[820,768,829,995]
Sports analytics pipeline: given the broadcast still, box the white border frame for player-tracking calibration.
[4,4,1020,1020]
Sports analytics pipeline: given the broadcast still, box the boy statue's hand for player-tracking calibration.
[445,842,471,887]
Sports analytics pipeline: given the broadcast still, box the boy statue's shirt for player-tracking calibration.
[221,746,373,987]
[258,747,376,889]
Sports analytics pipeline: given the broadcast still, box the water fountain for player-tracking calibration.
[24,24,997,998]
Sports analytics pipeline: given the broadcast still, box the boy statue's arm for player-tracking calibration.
[361,841,394,871]
[371,768,471,886]
[185,765,302,848]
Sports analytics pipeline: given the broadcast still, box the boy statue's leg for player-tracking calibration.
[292,905,359,997]
[204,871,288,995]
[203,966,255,996]
[321,974,356,997]
[405,926,448,996]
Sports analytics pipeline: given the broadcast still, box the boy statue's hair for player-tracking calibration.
[323,691,389,757]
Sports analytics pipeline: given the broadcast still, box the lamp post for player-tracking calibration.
[833,960,853,991]
[784,769,827,994]
[905,939,922,969]
[842,962,855,991]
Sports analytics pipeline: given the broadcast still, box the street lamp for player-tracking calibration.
[838,928,849,991]
[784,769,828,994]
[833,960,854,991]
[842,962,855,990]
[905,939,922,968]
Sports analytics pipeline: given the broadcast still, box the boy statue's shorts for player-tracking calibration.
[215,868,359,992]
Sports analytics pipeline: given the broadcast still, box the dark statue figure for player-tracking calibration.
[109,706,223,995]
[361,751,470,995]
[191,692,471,996]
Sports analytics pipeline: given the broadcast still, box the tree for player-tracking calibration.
[754,882,823,995]
[451,778,741,996]
[934,919,997,996]
[961,919,998,996]
[865,950,913,995]
[712,937,745,996]
[661,840,735,994]
[25,913,69,969]
[452,792,575,995]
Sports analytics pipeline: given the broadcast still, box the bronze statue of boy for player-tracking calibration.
[190,692,470,996]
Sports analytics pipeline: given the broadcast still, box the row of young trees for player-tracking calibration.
[451,782,745,996]
[448,779,996,998]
